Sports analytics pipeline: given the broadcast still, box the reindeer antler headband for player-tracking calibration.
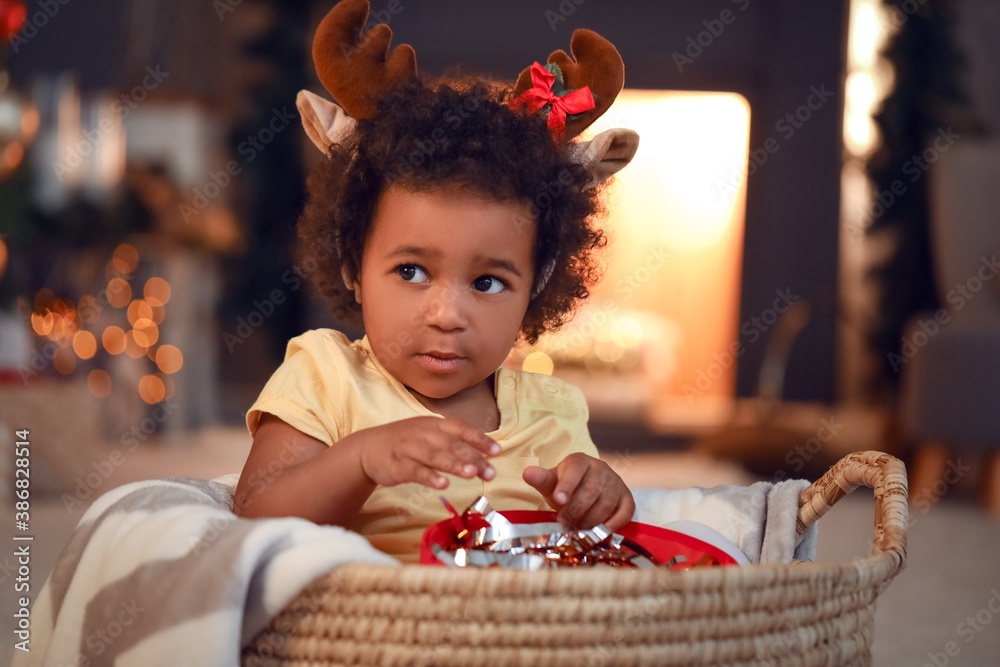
[297,0,639,185]
[296,0,639,295]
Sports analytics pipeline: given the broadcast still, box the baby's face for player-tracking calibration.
[355,185,535,403]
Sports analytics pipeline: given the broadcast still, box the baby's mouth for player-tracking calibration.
[416,351,465,373]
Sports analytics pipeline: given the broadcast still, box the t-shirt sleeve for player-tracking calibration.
[246,335,341,446]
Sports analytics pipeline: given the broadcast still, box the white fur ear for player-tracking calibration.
[569,128,640,189]
[296,89,357,154]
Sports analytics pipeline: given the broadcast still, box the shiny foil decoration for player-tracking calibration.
[427,496,706,570]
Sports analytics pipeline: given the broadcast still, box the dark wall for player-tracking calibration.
[12,0,848,402]
[10,0,231,97]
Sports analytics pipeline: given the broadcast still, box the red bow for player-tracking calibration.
[511,62,595,141]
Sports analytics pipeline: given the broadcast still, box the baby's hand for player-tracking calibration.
[523,453,635,532]
[354,417,500,489]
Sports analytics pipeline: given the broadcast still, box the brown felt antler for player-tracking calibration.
[303,1,637,188]
[312,0,417,120]
[513,29,625,142]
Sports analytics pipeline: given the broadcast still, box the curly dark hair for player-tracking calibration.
[295,77,607,344]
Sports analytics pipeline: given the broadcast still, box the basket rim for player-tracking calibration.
[307,548,903,592]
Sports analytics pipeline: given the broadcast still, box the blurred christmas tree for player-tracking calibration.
[865,0,983,389]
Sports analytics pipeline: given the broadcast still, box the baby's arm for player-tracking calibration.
[234,413,500,526]
[523,454,635,532]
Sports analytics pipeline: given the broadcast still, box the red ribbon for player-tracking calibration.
[511,62,595,141]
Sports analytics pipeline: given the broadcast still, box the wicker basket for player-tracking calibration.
[242,450,907,666]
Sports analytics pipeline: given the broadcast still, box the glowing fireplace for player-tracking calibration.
[511,90,751,430]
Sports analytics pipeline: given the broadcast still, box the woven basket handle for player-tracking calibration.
[794,451,908,557]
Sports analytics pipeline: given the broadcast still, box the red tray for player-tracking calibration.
[420,509,742,568]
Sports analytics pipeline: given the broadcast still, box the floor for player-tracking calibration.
[2,427,999,665]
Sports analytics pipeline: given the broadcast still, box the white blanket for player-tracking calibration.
[634,479,817,564]
[13,475,816,666]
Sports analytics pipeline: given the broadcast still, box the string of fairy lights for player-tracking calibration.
[28,242,183,404]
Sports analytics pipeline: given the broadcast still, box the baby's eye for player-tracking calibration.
[473,275,506,294]
[397,265,428,283]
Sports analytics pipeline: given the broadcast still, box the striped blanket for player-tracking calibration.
[12,475,397,667]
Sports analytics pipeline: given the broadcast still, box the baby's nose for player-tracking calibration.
[422,283,468,331]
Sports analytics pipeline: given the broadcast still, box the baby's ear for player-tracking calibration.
[340,265,363,303]
[296,89,357,154]
[569,128,640,189]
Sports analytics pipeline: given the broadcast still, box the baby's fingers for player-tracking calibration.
[407,461,452,490]
[549,458,588,507]
[523,465,558,498]
[554,459,626,529]
[604,492,636,533]
[523,460,586,509]
[425,444,495,481]
[567,474,627,530]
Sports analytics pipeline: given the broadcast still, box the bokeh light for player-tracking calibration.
[72,330,97,359]
[155,345,184,374]
[87,369,112,398]
[41,300,80,342]
[144,277,171,307]
[30,310,54,336]
[138,374,166,404]
[0,237,7,279]
[522,351,554,376]
[106,278,132,308]
[2,1,27,37]
[127,299,154,325]
[102,325,127,354]
[611,317,643,349]
[111,243,139,275]
[131,318,159,347]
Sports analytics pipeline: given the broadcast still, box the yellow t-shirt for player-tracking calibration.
[246,328,598,562]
